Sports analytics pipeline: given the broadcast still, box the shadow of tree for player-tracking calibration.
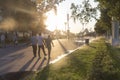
[57,39,68,53]
[0,71,35,80]
[0,45,29,58]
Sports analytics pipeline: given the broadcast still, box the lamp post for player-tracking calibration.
[67,13,70,39]
[64,22,67,36]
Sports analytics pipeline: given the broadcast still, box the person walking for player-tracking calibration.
[0,33,6,48]
[31,32,38,58]
[45,35,54,59]
[37,33,46,58]
[13,33,18,47]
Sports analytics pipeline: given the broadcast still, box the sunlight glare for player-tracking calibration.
[45,10,66,31]
[45,10,57,31]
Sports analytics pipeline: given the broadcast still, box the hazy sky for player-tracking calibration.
[46,0,99,33]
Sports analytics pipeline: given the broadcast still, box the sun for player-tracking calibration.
[45,9,66,31]
[45,10,57,31]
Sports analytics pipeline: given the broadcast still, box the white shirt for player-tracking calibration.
[31,36,37,45]
[37,36,44,46]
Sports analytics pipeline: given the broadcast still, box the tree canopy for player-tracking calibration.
[94,8,111,35]
[94,0,120,35]
[95,0,120,21]
[0,0,65,32]
[70,0,98,25]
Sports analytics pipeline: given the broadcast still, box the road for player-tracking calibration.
[0,39,84,76]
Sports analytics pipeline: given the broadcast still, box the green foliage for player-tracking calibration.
[70,0,98,25]
[94,20,107,35]
[95,0,120,21]
[94,8,111,35]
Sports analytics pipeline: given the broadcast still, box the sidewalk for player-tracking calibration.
[0,39,85,76]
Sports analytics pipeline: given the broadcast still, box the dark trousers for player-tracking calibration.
[38,45,46,57]
[47,46,51,58]
[32,45,37,57]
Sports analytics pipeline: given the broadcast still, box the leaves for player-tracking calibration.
[70,0,98,25]
[0,0,65,32]
[96,0,120,21]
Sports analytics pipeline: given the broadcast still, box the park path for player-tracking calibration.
[0,39,84,76]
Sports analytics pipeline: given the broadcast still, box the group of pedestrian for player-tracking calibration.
[0,32,18,48]
[31,32,54,59]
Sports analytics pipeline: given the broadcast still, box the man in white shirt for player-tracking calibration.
[37,33,46,58]
[31,33,38,57]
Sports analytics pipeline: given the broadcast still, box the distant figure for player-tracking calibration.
[13,33,18,47]
[31,32,38,58]
[37,33,46,58]
[0,33,6,48]
[45,35,54,59]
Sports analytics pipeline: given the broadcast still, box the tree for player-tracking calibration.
[94,8,111,35]
[0,0,37,32]
[0,0,65,32]
[94,0,120,38]
[70,0,98,25]
[94,20,107,35]
[95,0,120,21]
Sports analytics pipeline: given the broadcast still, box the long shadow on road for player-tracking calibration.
[0,57,48,80]
[37,57,47,70]
[36,58,50,80]
[0,45,29,58]
[30,58,40,71]
[19,57,35,71]
[57,39,68,53]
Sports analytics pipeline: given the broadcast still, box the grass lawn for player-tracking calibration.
[23,38,120,80]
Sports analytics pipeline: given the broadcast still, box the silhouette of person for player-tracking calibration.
[31,32,37,58]
[37,33,46,58]
[13,33,18,47]
[45,35,54,59]
[0,33,6,48]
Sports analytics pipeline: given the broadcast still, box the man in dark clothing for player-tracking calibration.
[45,35,54,59]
